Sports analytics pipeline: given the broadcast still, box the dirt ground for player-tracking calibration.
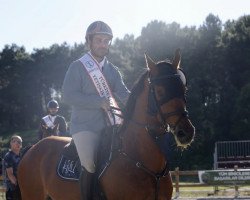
[2,189,248,200]
[1,195,250,200]
[172,186,250,200]
[177,198,250,200]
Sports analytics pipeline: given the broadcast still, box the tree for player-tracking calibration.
[231,83,250,140]
[0,44,33,131]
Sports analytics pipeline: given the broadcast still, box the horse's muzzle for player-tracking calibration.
[175,119,195,147]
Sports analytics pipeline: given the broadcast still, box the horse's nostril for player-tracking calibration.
[177,130,186,138]
[175,128,194,146]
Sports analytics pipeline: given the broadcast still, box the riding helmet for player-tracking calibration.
[47,100,59,109]
[85,21,113,41]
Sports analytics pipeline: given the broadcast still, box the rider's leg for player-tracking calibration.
[72,131,100,200]
[79,167,94,200]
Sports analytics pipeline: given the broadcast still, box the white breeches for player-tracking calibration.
[72,131,100,173]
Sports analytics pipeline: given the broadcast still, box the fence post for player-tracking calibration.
[234,165,239,198]
[174,167,180,199]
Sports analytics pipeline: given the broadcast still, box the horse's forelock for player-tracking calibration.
[156,61,176,74]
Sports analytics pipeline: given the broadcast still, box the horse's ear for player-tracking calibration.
[172,48,181,69]
[42,124,47,130]
[145,53,156,74]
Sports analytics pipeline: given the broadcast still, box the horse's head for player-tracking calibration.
[145,49,195,148]
[41,124,59,138]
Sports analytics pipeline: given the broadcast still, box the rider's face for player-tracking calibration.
[48,108,58,115]
[89,34,112,62]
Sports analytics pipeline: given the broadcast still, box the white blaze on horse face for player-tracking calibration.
[172,48,181,70]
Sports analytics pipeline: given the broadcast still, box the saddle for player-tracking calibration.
[57,139,81,180]
[57,125,121,181]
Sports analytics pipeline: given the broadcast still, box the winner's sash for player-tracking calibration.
[42,115,55,128]
[79,53,122,125]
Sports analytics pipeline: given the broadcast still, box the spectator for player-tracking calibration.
[4,135,22,200]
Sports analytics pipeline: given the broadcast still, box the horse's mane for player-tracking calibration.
[119,69,148,130]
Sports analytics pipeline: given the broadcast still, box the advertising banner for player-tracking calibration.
[198,169,250,185]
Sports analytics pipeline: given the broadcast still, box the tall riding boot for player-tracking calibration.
[79,167,94,200]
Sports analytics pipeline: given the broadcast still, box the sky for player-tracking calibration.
[1,0,249,53]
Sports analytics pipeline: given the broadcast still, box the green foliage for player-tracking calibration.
[231,83,250,140]
[1,14,250,170]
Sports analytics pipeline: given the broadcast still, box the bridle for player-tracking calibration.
[108,67,190,200]
[132,69,189,136]
[117,69,189,200]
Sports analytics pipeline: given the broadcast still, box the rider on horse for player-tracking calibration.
[62,21,130,200]
[38,100,68,140]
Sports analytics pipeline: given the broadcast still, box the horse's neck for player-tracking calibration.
[122,86,166,171]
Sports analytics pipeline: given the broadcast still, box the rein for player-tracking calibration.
[119,150,169,200]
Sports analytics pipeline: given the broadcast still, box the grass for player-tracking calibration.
[0,194,4,200]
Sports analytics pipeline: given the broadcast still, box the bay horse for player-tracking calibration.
[18,49,195,200]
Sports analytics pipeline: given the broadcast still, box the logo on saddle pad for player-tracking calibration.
[57,155,81,181]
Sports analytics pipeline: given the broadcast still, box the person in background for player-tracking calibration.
[4,135,22,200]
[62,21,130,200]
[38,99,68,140]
